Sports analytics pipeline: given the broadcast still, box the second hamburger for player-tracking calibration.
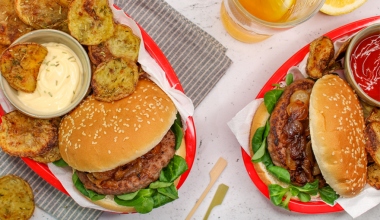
[249,74,367,208]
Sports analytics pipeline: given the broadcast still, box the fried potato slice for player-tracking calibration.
[0,175,35,220]
[92,58,139,102]
[367,107,380,123]
[29,144,61,163]
[306,36,334,79]
[0,0,34,45]
[60,0,74,7]
[106,23,140,62]
[0,44,8,55]
[0,111,59,158]
[68,0,114,45]
[88,42,114,66]
[88,23,140,66]
[365,121,380,166]
[368,163,380,190]
[14,0,69,30]
[0,43,48,92]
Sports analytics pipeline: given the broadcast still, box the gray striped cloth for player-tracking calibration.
[0,0,231,219]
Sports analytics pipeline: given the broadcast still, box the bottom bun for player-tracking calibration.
[85,136,187,213]
[249,102,286,187]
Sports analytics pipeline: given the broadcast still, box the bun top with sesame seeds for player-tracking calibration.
[58,77,177,172]
[309,74,367,197]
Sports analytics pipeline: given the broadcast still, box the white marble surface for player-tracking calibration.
[33,0,380,219]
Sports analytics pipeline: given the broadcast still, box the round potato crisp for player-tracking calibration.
[92,58,139,102]
[0,175,35,220]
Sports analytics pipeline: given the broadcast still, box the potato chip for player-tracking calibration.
[0,111,59,158]
[368,162,380,190]
[88,42,114,66]
[68,0,114,45]
[0,0,34,45]
[14,0,69,30]
[306,36,334,79]
[106,23,140,62]
[0,42,48,93]
[0,175,35,220]
[29,144,61,163]
[92,58,139,102]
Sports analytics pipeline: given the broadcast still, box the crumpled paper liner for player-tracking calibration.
[45,0,194,213]
[227,33,380,218]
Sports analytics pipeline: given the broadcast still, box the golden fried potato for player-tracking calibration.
[367,107,380,123]
[0,175,35,220]
[306,36,334,79]
[366,121,380,166]
[14,0,69,30]
[92,58,139,102]
[88,42,114,66]
[59,0,74,7]
[0,44,8,55]
[106,23,140,62]
[29,144,61,163]
[0,111,59,158]
[368,163,380,190]
[0,43,48,92]
[0,0,34,45]
[68,0,114,45]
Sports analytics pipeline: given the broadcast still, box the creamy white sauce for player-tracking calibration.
[17,42,82,113]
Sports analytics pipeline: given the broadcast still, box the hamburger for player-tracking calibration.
[58,77,188,213]
[249,74,367,207]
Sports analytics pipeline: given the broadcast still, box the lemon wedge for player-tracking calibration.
[320,0,367,15]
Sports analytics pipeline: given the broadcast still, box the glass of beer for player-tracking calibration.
[220,0,325,43]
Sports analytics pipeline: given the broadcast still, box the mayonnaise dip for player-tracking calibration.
[17,42,82,113]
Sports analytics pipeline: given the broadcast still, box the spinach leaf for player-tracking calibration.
[297,192,311,202]
[251,138,266,162]
[157,184,178,200]
[319,185,339,205]
[116,191,139,201]
[159,155,188,182]
[171,115,183,150]
[285,74,294,86]
[72,172,105,201]
[134,197,154,214]
[268,184,289,207]
[264,89,283,114]
[251,126,265,153]
[52,158,68,167]
[149,181,173,189]
[267,166,291,184]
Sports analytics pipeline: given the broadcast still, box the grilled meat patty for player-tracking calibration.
[267,79,325,186]
[76,130,176,195]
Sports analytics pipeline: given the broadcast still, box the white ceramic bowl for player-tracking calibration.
[344,23,380,107]
[0,29,91,118]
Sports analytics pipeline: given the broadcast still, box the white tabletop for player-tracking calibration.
[33,0,380,219]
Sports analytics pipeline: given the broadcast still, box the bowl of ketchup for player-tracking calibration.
[344,23,380,107]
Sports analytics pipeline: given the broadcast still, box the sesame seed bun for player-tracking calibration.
[59,77,177,172]
[309,74,367,197]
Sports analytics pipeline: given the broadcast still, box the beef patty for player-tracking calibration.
[267,79,324,186]
[76,130,176,195]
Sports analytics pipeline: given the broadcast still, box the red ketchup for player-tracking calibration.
[350,32,380,102]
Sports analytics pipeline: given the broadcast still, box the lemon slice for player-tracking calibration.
[320,0,367,15]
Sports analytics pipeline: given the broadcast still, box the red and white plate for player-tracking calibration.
[242,16,380,214]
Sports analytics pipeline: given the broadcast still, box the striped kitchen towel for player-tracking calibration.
[115,0,232,107]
